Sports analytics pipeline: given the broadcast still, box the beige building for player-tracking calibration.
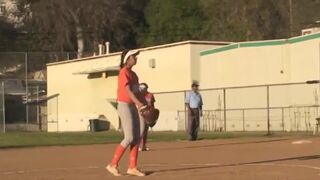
[200,33,320,132]
[46,41,229,132]
[46,33,320,132]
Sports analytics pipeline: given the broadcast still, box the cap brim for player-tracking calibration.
[139,85,147,90]
[124,50,140,62]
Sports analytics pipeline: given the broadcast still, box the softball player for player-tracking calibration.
[106,49,146,177]
[139,83,155,151]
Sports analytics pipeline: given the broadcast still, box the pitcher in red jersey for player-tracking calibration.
[106,49,146,177]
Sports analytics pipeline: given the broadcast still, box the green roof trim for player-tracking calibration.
[239,40,286,47]
[200,44,238,56]
[200,33,320,56]
[288,33,320,44]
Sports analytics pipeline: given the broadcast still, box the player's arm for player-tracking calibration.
[147,101,153,107]
[126,85,144,109]
[199,94,203,117]
[122,70,144,109]
[199,105,203,117]
[148,94,155,107]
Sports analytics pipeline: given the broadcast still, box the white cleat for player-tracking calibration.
[106,164,122,177]
[139,147,150,151]
[127,168,146,177]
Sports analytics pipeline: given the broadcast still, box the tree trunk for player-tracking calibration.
[68,9,84,58]
[76,25,84,58]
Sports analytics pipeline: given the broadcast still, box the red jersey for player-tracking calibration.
[144,92,155,107]
[117,67,140,104]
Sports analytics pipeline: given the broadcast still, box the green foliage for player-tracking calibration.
[1,0,320,52]
[141,0,319,43]
[200,0,290,41]
[139,0,210,46]
[292,0,320,34]
[14,0,148,52]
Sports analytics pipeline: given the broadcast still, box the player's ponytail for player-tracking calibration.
[120,49,129,68]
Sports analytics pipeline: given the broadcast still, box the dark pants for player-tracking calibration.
[188,108,200,141]
[140,123,149,148]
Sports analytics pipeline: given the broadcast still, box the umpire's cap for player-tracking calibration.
[191,81,199,87]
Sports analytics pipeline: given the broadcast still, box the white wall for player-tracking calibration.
[199,33,320,131]
[47,41,227,132]
[47,55,120,132]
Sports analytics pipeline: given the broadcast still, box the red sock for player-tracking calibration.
[129,144,139,169]
[111,145,125,166]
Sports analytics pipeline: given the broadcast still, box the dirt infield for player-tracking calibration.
[0,136,319,180]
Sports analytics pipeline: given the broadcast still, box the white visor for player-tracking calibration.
[139,84,147,90]
[124,50,140,63]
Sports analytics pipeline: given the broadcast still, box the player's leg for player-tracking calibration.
[188,109,196,141]
[127,105,145,176]
[193,109,200,140]
[139,114,146,150]
[140,123,149,151]
[190,108,200,140]
[107,102,135,176]
[143,125,149,149]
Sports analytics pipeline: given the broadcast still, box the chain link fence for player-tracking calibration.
[0,81,5,133]
[0,51,88,133]
[155,81,320,134]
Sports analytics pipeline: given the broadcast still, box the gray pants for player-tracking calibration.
[188,108,200,140]
[118,102,146,148]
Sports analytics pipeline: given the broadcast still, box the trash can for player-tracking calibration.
[89,119,99,132]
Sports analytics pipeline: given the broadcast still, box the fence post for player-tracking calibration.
[282,108,285,132]
[25,52,29,125]
[36,86,40,130]
[2,81,5,133]
[56,96,59,132]
[267,86,271,135]
[184,91,187,131]
[223,88,227,132]
[242,109,245,132]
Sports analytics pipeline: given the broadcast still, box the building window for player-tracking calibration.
[0,3,6,15]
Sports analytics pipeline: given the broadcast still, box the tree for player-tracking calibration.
[8,0,320,53]
[16,0,142,57]
[0,16,18,51]
[291,0,320,35]
[251,0,290,39]
[139,0,209,47]
[201,0,290,42]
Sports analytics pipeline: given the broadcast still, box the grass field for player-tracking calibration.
[0,130,315,149]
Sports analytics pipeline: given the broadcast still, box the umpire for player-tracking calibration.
[185,82,203,141]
